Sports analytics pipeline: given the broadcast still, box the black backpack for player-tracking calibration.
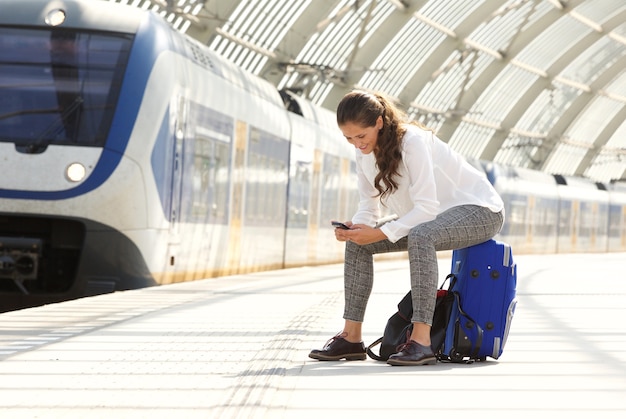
[366,278,455,361]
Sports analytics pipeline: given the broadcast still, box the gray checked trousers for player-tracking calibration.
[343,204,504,324]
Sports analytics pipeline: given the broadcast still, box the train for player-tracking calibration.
[0,0,624,313]
[483,162,626,255]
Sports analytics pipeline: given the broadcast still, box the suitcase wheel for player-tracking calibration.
[449,349,463,362]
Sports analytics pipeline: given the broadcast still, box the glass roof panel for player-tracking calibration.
[604,124,626,151]
[519,0,554,30]
[309,82,334,105]
[544,143,587,175]
[514,89,556,136]
[496,134,543,169]
[565,96,622,146]
[574,0,625,22]
[585,151,626,182]
[290,0,392,104]
[447,122,497,159]
[413,51,489,116]
[359,1,395,46]
[419,0,483,29]
[469,0,549,54]
[301,22,355,63]
[109,0,204,30]
[559,36,625,85]
[359,18,445,97]
[464,49,499,87]
[586,118,626,181]
[471,66,538,126]
[614,21,626,37]
[602,75,626,150]
[208,0,309,75]
[516,15,591,71]
[409,111,445,134]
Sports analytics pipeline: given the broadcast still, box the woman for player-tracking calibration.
[309,90,504,366]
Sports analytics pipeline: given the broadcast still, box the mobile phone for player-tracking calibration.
[331,221,350,230]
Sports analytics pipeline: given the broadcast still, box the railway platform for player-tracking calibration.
[0,252,625,418]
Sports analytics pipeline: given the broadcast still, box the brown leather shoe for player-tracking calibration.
[387,340,437,366]
[308,334,366,361]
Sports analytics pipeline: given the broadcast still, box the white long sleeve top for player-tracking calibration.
[351,124,504,243]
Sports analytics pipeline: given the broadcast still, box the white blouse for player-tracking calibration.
[352,124,504,243]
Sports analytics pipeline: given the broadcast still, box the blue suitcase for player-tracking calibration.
[438,239,517,362]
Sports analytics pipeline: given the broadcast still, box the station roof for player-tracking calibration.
[110,0,626,183]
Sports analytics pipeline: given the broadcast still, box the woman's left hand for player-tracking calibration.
[335,224,387,245]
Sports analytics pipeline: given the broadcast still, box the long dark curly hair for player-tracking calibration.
[336,90,408,199]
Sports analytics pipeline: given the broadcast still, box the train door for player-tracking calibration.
[166,96,187,273]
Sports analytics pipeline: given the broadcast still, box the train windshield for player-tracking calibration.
[0,28,133,150]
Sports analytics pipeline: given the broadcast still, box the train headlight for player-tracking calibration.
[66,163,86,183]
[45,9,67,26]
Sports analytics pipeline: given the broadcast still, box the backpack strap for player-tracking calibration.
[445,273,484,360]
[452,290,484,360]
[366,337,385,361]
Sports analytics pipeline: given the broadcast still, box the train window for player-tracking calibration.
[286,144,313,228]
[0,28,132,150]
[244,127,289,226]
[190,138,231,224]
[502,193,528,237]
[180,103,234,225]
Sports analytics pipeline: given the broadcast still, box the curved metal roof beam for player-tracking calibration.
[576,104,626,179]
[145,0,626,179]
[320,0,426,108]
[540,52,626,174]
[344,0,379,79]
[434,1,585,146]
[259,1,356,85]
[381,3,504,110]
[185,1,238,43]
[439,3,625,174]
